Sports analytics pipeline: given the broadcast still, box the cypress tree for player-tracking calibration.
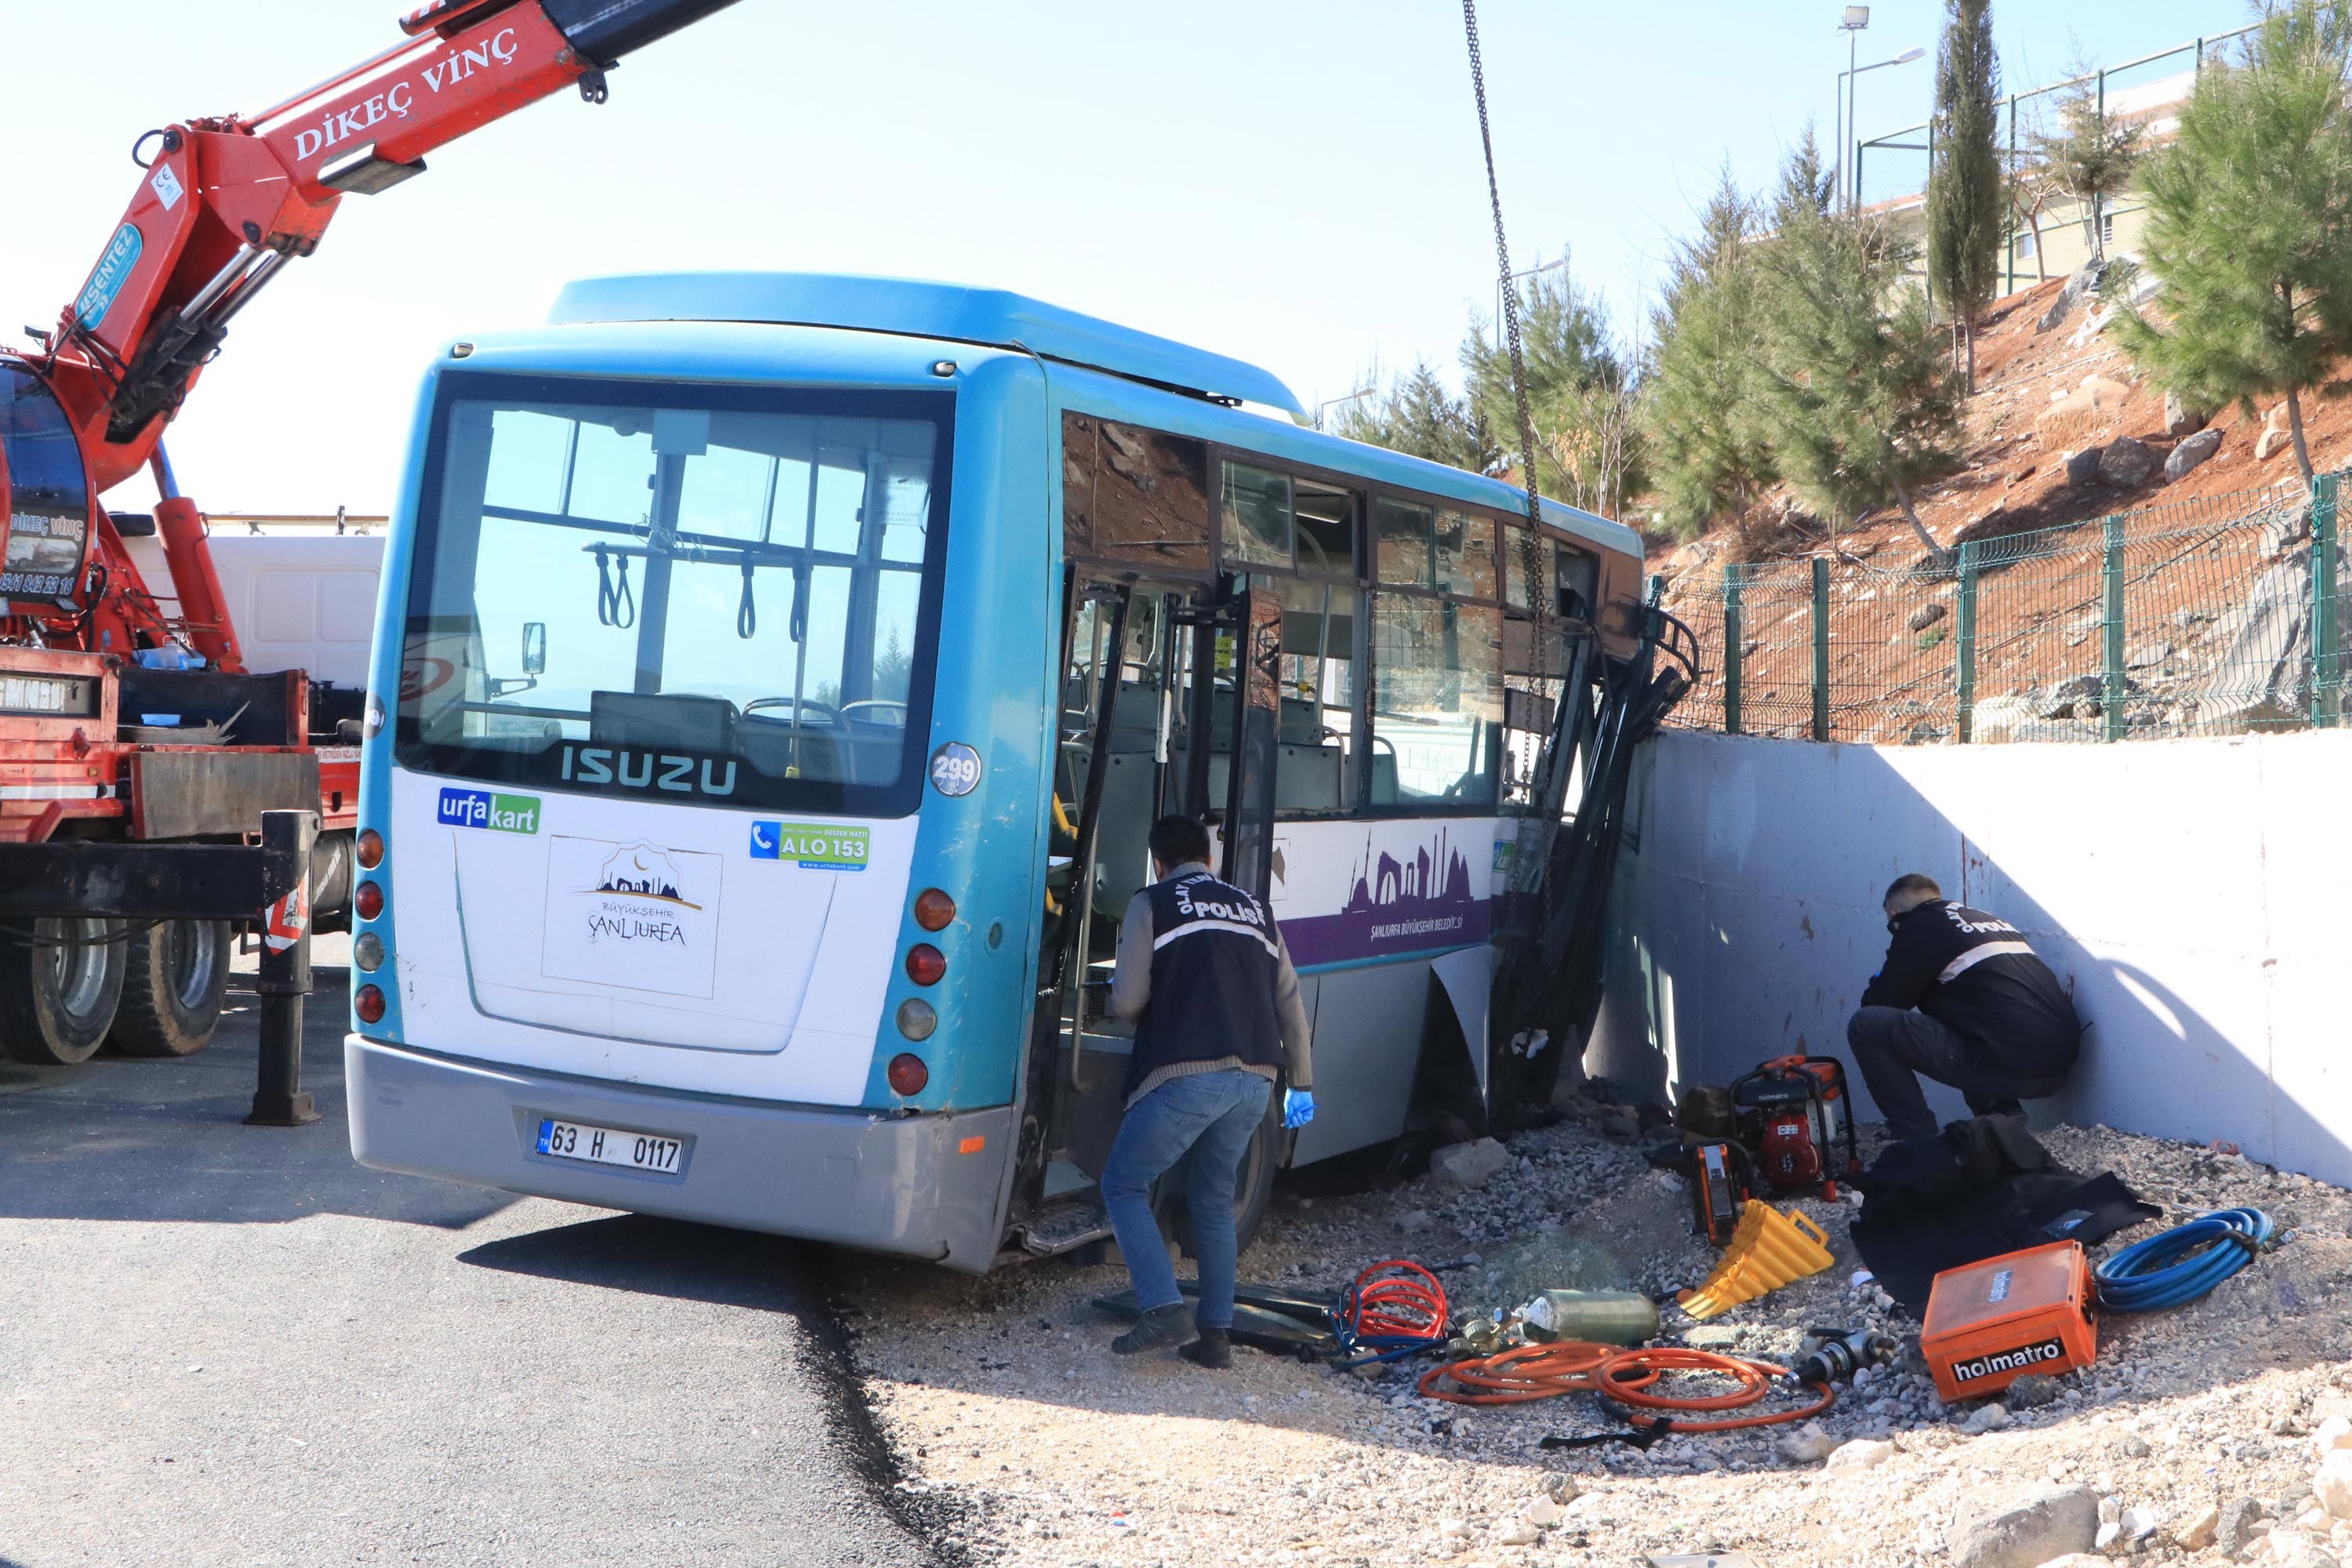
[2116,1,2352,489]
[1926,0,2003,389]
[1645,170,1777,537]
[1757,135,1962,566]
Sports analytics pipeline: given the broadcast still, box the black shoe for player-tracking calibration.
[1112,1303,1195,1355]
[1181,1329,1232,1369]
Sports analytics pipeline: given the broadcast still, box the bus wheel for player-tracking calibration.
[111,919,230,1058]
[1174,1084,1284,1259]
[0,918,126,1066]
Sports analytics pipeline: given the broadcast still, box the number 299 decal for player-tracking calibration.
[928,742,982,798]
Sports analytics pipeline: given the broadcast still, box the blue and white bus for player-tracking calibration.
[344,274,1663,1271]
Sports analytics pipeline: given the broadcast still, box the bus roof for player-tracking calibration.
[540,271,1643,563]
[550,272,1308,418]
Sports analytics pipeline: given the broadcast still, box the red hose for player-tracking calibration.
[1338,1260,1449,1345]
[1420,1340,1632,1404]
[1593,1346,1836,1432]
[1420,1341,1836,1431]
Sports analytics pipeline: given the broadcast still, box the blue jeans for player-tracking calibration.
[1099,1068,1272,1330]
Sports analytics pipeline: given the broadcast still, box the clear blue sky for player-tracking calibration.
[1,0,2251,514]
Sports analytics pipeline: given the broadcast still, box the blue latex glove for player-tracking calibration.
[1283,1089,1316,1129]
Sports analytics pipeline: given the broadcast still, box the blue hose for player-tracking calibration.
[2094,1207,2274,1312]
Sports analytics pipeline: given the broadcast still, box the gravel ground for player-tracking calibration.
[843,1091,2352,1567]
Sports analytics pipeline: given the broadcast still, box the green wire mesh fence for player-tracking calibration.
[1664,471,2346,744]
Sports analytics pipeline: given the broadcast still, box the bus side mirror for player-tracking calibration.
[522,622,547,674]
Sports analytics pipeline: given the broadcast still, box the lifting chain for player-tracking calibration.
[1461,0,1557,691]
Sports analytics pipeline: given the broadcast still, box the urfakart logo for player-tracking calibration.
[438,786,540,834]
[1949,1337,2067,1384]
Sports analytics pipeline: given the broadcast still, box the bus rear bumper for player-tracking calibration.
[344,1035,1012,1272]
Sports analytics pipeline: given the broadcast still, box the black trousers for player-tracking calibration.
[1846,1007,2071,1141]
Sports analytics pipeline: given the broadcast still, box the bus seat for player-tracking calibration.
[1109,679,1164,753]
[1274,743,1345,813]
[739,720,840,782]
[1369,750,1399,805]
[1089,751,1160,918]
[590,690,735,753]
[1277,695,1323,746]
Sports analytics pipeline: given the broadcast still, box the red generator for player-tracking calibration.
[1732,1056,1861,1196]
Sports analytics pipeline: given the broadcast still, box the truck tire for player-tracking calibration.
[1172,1083,1284,1260]
[111,919,230,1058]
[0,918,126,1066]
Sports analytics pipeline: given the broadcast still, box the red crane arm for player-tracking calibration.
[5,0,735,668]
[49,1,601,497]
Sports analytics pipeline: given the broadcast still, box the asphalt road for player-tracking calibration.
[0,946,946,1567]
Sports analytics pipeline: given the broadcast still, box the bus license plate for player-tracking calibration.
[535,1118,683,1174]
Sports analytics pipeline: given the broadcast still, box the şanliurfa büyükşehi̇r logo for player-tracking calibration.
[590,843,701,909]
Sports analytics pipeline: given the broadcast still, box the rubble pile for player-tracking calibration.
[844,1090,2352,1566]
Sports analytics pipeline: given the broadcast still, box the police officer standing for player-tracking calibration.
[1102,815,1315,1368]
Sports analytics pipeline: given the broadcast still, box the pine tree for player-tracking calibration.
[1327,359,1495,474]
[1644,170,1777,537]
[2117,1,2352,489]
[1461,257,1644,518]
[1926,0,2003,389]
[1756,134,1962,565]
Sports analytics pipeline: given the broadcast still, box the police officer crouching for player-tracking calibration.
[1102,815,1315,1368]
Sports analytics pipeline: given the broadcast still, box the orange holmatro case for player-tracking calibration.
[1921,1239,2097,1402]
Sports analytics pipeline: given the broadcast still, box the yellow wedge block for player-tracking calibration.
[1675,1202,1835,1320]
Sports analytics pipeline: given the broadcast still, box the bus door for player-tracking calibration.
[1016,573,1282,1247]
[1214,576,1283,902]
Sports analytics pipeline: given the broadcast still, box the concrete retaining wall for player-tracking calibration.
[1590,726,2352,1185]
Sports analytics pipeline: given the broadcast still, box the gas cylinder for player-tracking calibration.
[1516,1289,1660,1346]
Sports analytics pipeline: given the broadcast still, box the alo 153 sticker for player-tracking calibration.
[750,821,869,871]
[929,742,982,798]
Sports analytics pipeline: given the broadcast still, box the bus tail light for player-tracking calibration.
[913,888,956,931]
[905,944,945,985]
[887,1053,928,1095]
[354,880,384,920]
[895,998,936,1041]
[357,829,385,869]
[354,984,387,1024]
[353,932,384,972]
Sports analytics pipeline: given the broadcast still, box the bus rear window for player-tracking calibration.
[396,374,952,816]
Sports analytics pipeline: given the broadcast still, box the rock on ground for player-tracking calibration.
[1951,1484,2098,1568]
[1823,1437,1894,1473]
[2166,389,2210,437]
[2313,1446,2352,1517]
[2038,262,2106,332]
[2100,435,2159,487]
[2166,425,2223,481]
[1428,1136,1511,1190]
[2065,446,2105,488]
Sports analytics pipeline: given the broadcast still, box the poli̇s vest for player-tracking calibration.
[1126,869,1287,1099]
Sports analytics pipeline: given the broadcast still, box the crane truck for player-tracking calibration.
[0,0,739,1065]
